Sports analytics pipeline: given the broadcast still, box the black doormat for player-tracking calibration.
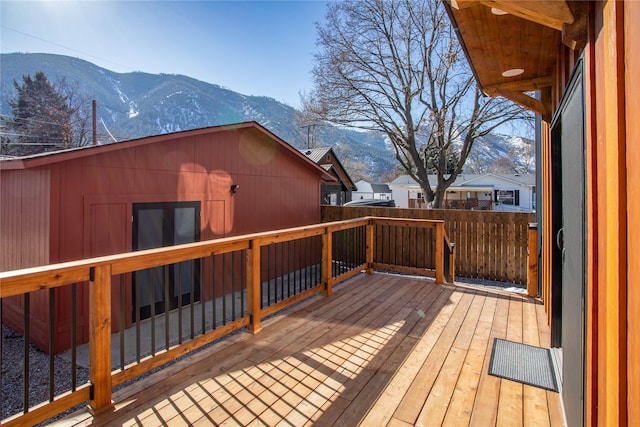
[488,338,559,392]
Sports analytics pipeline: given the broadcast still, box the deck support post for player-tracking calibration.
[88,264,114,415]
[366,220,374,274]
[528,223,538,297]
[322,228,333,296]
[246,239,262,333]
[435,221,445,284]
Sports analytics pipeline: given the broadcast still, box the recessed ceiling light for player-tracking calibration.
[491,7,508,15]
[502,68,525,77]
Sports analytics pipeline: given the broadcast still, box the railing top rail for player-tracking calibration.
[0,263,92,298]
[0,216,448,298]
[324,217,370,232]
[368,217,444,227]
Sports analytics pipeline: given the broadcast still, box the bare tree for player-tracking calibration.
[59,78,93,148]
[309,0,530,207]
[339,156,371,182]
[295,91,325,149]
[492,138,536,174]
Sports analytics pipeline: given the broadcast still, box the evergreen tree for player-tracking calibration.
[2,71,73,156]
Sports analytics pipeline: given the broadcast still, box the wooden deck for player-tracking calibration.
[60,273,565,426]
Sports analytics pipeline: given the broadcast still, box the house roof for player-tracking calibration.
[301,147,332,164]
[0,121,337,183]
[354,180,392,194]
[444,1,581,120]
[371,183,391,194]
[390,173,535,189]
[300,147,357,191]
[462,173,535,187]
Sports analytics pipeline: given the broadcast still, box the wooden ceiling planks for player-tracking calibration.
[446,0,562,117]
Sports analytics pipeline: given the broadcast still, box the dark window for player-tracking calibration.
[495,190,520,206]
[132,201,201,320]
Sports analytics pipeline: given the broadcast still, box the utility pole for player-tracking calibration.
[301,124,316,149]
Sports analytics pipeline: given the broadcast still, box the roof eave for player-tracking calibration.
[443,1,486,93]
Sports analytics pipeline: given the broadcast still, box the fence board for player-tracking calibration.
[322,207,535,285]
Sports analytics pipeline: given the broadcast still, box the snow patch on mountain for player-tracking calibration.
[128,101,139,119]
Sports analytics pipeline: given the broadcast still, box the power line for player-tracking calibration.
[1,25,136,72]
[2,101,189,144]
[0,114,70,129]
[1,111,138,142]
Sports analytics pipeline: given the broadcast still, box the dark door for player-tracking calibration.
[132,202,201,321]
[550,60,585,427]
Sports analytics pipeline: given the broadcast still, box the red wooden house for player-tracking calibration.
[0,121,335,352]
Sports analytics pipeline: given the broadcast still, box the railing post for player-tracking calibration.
[449,243,456,283]
[322,228,333,296]
[88,264,113,415]
[435,222,445,284]
[366,220,374,274]
[246,239,262,333]
[528,223,538,297]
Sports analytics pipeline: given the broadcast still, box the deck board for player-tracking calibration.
[60,273,565,426]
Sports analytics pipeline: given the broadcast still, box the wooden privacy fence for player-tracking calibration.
[323,206,535,285]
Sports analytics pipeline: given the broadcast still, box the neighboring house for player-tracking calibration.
[0,121,336,352]
[300,147,356,205]
[389,173,535,212]
[446,1,639,425]
[351,180,393,201]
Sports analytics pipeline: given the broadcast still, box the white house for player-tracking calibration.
[389,173,536,212]
[351,180,393,201]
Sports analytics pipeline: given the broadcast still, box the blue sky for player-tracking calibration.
[1,1,328,108]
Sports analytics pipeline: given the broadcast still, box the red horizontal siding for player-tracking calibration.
[2,125,325,352]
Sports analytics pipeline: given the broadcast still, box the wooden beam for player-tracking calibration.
[483,76,553,97]
[483,0,574,31]
[599,1,627,424]
[563,1,588,50]
[624,2,640,426]
[493,89,550,122]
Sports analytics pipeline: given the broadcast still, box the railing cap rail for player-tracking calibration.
[0,216,448,297]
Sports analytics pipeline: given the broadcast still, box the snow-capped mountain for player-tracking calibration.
[1,53,533,179]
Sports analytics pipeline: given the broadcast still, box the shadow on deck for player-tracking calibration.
[55,272,564,426]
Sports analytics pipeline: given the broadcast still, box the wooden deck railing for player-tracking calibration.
[323,206,535,284]
[0,217,454,426]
